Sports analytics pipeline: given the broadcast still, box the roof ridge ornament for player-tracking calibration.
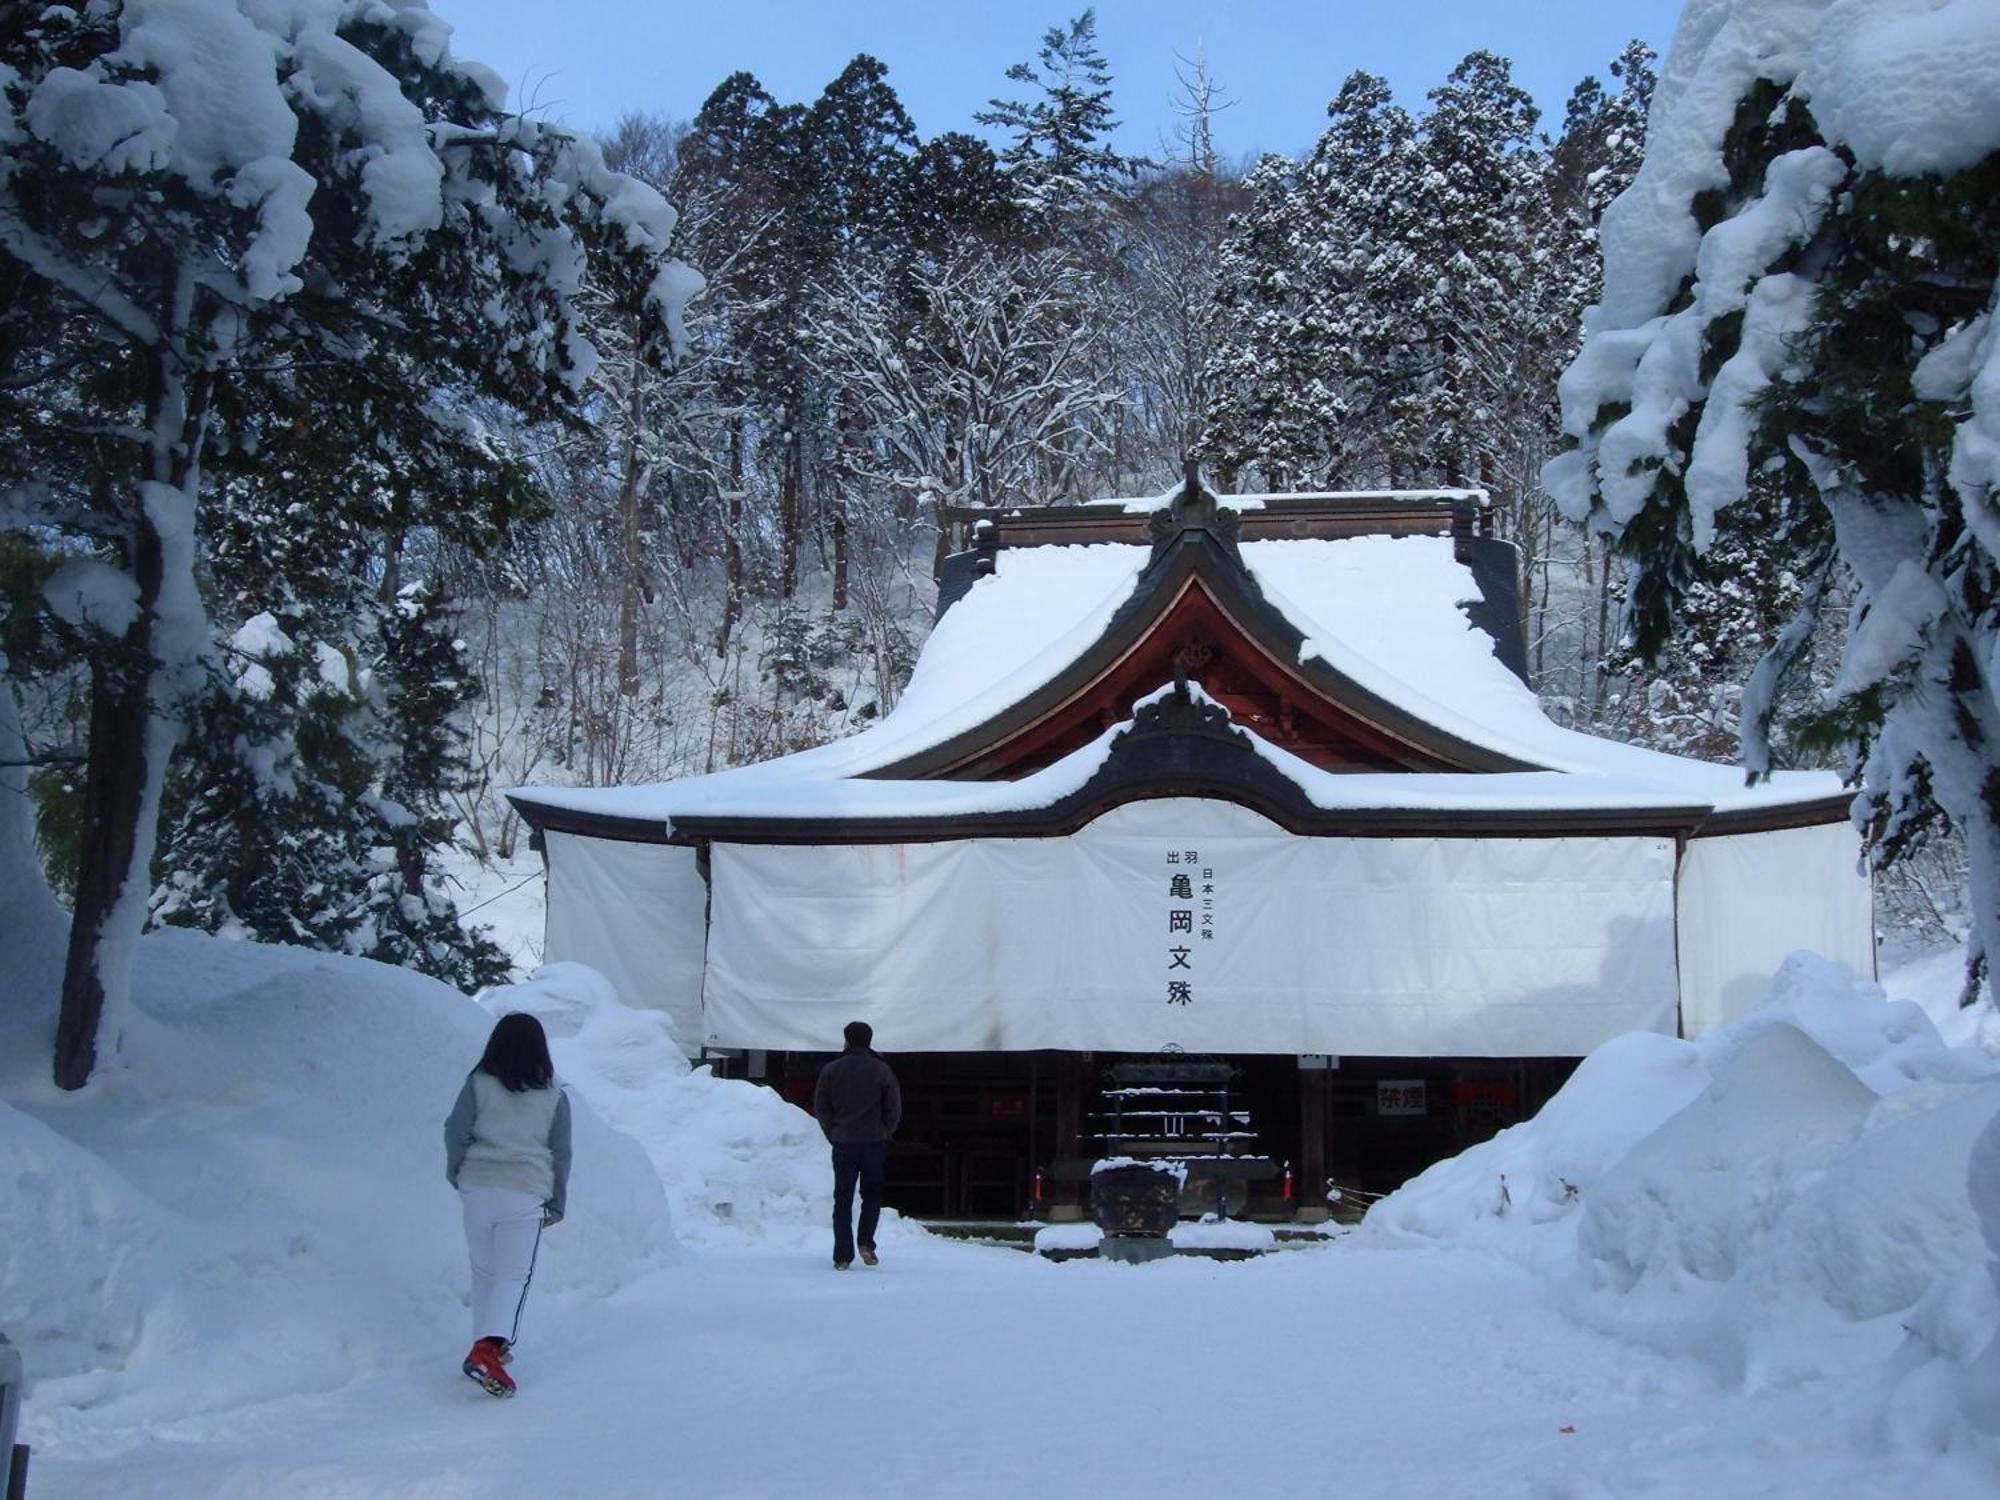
[1124,672,1251,749]
[1148,459,1242,568]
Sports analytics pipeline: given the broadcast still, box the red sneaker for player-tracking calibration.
[463,1337,516,1398]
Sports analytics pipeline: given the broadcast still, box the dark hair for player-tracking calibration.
[843,1020,873,1051]
[478,1012,555,1092]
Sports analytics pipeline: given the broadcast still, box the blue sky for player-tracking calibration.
[443,1,1688,161]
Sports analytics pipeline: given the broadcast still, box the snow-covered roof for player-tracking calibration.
[1077,485,1489,515]
[512,529,1846,833]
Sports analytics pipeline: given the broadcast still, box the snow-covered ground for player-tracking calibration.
[29,1229,1997,1499]
[7,825,2000,1494]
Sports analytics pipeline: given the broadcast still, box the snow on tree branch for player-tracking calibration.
[1546,0,2000,1004]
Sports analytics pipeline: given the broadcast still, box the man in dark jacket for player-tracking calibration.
[813,1020,902,1270]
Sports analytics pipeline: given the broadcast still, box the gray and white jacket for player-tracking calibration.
[445,1071,572,1217]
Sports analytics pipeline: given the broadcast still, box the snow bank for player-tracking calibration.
[1964,1108,2000,1431]
[0,657,65,1013]
[1365,950,2000,1455]
[1363,1031,1711,1268]
[479,963,916,1254]
[0,932,670,1422]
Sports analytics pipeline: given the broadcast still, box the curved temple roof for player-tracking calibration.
[510,487,1850,844]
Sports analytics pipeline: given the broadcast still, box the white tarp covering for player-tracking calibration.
[1675,820,1874,1036]
[543,830,708,1053]
[701,799,1680,1056]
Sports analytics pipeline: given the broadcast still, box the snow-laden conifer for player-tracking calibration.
[0,0,698,1086]
[1546,0,2000,1004]
[975,9,1135,234]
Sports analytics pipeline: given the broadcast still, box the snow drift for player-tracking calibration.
[0,932,672,1420]
[1366,951,2000,1451]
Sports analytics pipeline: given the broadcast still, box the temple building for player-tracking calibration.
[509,478,1873,1218]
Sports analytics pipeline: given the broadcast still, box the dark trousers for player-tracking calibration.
[830,1140,888,1263]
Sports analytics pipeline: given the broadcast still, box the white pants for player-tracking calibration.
[460,1186,544,1345]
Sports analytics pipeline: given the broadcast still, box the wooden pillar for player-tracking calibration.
[1055,1051,1090,1209]
[1056,1052,1087,1160]
[1298,1064,1330,1219]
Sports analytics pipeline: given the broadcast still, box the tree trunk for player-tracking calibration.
[779,420,802,601]
[831,491,849,612]
[931,491,952,585]
[616,354,645,699]
[57,319,209,1089]
[1592,535,1615,717]
[719,419,744,659]
[1530,504,1552,688]
[379,525,403,606]
[55,625,156,1089]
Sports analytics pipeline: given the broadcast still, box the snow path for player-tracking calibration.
[30,1236,1988,1498]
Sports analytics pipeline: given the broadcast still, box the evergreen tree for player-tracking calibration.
[1,0,697,1086]
[807,55,919,258]
[365,582,510,990]
[675,59,924,602]
[151,472,511,988]
[1202,71,1424,490]
[1552,42,1655,238]
[900,132,1020,259]
[1294,71,1426,484]
[1394,52,1544,489]
[149,468,380,952]
[1547,12,2000,999]
[672,71,788,645]
[975,10,1136,235]
[1200,152,1315,488]
[1596,474,1828,764]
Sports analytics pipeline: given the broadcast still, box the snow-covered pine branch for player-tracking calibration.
[1545,0,2000,1005]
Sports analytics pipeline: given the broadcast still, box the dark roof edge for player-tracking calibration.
[510,691,1720,847]
[667,794,1723,845]
[509,782,1851,851]
[1691,792,1854,838]
[505,793,688,847]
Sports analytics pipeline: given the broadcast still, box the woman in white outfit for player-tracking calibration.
[444,1012,571,1398]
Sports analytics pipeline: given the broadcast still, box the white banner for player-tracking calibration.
[1676,820,1873,1036]
[544,831,709,1053]
[701,799,1679,1056]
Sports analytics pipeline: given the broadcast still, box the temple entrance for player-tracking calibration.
[773,1051,1057,1219]
[756,1050,1582,1221]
